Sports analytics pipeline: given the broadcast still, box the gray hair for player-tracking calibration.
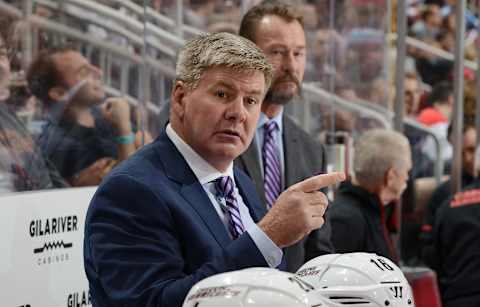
[353,129,411,186]
[175,32,273,90]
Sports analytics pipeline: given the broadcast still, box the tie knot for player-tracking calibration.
[265,120,278,135]
[215,176,234,198]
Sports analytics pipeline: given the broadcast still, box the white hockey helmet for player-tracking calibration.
[296,253,415,307]
[183,267,331,307]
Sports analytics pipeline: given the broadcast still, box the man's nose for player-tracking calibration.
[282,51,297,74]
[225,96,247,122]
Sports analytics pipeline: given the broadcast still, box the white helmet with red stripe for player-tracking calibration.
[183,267,331,307]
[296,253,415,307]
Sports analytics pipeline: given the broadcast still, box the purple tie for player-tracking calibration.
[215,176,245,239]
[263,121,281,209]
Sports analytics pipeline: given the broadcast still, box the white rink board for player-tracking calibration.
[0,187,96,307]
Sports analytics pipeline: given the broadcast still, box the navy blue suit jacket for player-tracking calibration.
[84,131,271,307]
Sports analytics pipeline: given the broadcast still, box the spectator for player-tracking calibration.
[440,0,479,30]
[402,72,437,178]
[236,0,334,272]
[306,29,344,84]
[0,104,68,192]
[429,169,480,306]
[418,81,453,125]
[344,28,385,88]
[0,35,67,192]
[421,125,477,255]
[418,81,454,163]
[27,46,151,187]
[411,4,442,42]
[330,129,412,262]
[404,72,422,118]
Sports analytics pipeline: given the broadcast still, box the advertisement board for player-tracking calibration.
[0,187,96,307]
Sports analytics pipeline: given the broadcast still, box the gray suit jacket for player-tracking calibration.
[235,114,334,272]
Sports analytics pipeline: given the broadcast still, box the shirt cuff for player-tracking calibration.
[246,223,283,268]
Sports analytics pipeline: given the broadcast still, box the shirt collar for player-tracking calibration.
[166,124,234,185]
[257,108,284,132]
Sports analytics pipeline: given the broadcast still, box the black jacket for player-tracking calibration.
[424,173,475,229]
[421,173,476,266]
[430,180,480,305]
[330,181,398,262]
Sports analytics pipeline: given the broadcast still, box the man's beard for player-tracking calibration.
[264,73,302,105]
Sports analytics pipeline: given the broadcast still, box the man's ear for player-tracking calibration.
[385,167,396,186]
[171,80,188,120]
[48,86,67,102]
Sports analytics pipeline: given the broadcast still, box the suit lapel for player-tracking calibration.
[234,169,267,222]
[180,183,231,247]
[237,139,266,205]
[154,132,231,248]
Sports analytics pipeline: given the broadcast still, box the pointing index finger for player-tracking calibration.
[290,172,345,193]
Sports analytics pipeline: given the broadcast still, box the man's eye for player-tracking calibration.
[246,97,258,105]
[215,90,226,98]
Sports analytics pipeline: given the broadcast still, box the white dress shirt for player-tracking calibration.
[165,124,282,267]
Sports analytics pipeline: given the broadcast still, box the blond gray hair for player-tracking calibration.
[175,32,273,90]
[353,129,411,186]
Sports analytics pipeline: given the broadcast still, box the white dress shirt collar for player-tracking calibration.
[257,108,284,132]
[165,124,234,184]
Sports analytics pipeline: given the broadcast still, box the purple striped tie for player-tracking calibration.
[263,121,281,209]
[215,176,245,239]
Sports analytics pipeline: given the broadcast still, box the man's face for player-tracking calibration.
[313,30,334,63]
[382,150,412,205]
[355,43,383,80]
[171,66,266,170]
[389,155,412,201]
[404,77,420,116]
[52,51,104,106]
[462,127,477,176]
[253,15,306,105]
[426,6,442,28]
